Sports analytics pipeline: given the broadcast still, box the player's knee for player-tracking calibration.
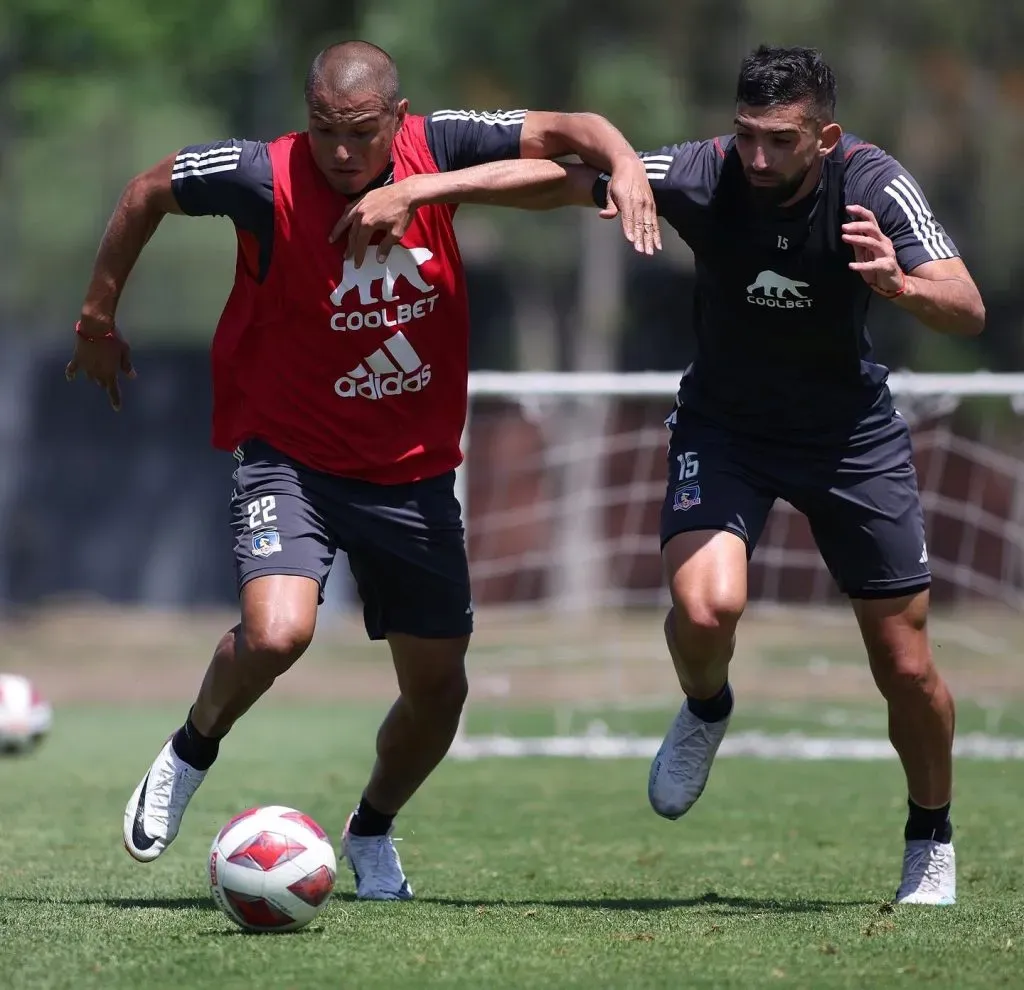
[867,630,937,700]
[237,617,314,674]
[435,667,470,714]
[663,531,747,643]
[390,633,469,717]
[404,667,469,722]
[860,596,936,699]
[873,645,937,697]
[668,586,744,648]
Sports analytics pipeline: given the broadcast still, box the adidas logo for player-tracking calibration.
[334,331,431,400]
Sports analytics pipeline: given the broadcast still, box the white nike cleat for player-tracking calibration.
[895,839,956,905]
[648,695,732,820]
[341,813,414,900]
[123,738,208,862]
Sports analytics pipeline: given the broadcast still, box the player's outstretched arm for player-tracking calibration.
[332,160,609,266]
[422,108,659,255]
[68,154,183,409]
[70,139,270,408]
[77,154,183,338]
[520,111,660,254]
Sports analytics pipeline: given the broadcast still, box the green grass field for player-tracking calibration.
[3,702,1024,989]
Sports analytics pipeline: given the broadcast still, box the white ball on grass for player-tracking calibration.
[0,673,52,755]
[209,805,337,933]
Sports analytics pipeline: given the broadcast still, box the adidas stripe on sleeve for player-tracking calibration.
[880,172,957,263]
[592,140,723,222]
[638,151,676,183]
[844,148,959,273]
[172,143,243,180]
[170,139,274,232]
[424,109,526,171]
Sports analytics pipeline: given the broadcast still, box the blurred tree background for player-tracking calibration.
[2,0,1022,371]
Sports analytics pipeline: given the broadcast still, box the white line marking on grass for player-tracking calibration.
[450,731,1024,761]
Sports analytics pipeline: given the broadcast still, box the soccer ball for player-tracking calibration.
[209,805,337,932]
[0,673,53,755]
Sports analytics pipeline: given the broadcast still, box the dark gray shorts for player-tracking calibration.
[660,409,931,599]
[231,439,473,640]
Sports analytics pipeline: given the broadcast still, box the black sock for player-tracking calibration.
[348,795,395,837]
[686,683,734,723]
[170,708,222,772]
[905,798,953,843]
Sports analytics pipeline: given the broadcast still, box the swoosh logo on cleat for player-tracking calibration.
[132,774,158,850]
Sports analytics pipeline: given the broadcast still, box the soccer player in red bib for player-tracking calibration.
[68,41,658,899]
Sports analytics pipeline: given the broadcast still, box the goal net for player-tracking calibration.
[451,371,1024,760]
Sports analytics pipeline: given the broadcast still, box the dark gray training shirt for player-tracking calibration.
[595,133,959,444]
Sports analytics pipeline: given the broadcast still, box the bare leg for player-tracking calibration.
[646,530,748,821]
[855,590,957,905]
[123,574,320,862]
[663,530,748,699]
[361,632,470,815]
[341,632,469,901]
[190,574,319,737]
[853,590,954,809]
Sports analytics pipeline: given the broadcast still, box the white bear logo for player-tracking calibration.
[330,245,434,307]
[746,270,810,299]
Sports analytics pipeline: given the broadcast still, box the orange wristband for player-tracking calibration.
[871,269,906,299]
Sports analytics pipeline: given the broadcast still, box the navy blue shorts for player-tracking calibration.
[231,439,473,640]
[660,409,931,599]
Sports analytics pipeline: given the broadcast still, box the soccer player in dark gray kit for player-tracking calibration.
[408,43,980,905]
[596,45,983,904]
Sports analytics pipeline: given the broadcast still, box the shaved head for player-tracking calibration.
[303,41,407,195]
[305,41,400,111]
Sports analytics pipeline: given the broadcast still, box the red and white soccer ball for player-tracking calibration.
[0,673,53,755]
[209,805,337,933]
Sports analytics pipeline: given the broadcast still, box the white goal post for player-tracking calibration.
[468,370,1024,399]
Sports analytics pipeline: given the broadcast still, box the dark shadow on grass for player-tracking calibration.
[1,895,215,911]
[347,891,878,915]
[195,925,326,937]
[7,892,878,916]
[4,895,329,935]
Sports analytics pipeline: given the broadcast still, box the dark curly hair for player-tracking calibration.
[736,45,837,122]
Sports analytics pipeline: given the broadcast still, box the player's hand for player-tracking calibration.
[603,154,661,256]
[329,180,419,267]
[65,315,136,412]
[843,204,904,295]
